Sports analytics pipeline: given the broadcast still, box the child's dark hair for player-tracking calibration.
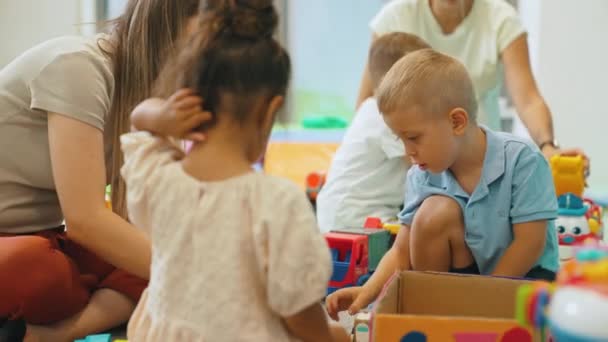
[155,0,291,126]
[368,32,430,91]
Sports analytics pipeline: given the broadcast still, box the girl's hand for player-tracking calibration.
[158,88,211,141]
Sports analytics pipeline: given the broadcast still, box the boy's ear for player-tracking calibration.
[448,107,469,135]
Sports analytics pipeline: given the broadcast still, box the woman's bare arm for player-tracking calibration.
[48,113,151,279]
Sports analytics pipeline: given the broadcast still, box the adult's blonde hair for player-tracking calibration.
[368,32,430,91]
[377,49,478,121]
[102,0,199,219]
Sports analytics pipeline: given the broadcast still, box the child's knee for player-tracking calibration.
[0,236,90,323]
[412,195,463,237]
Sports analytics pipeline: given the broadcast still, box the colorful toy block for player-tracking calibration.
[331,228,390,272]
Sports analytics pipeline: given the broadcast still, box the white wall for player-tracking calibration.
[287,0,385,120]
[0,0,96,67]
[288,0,382,100]
[106,0,128,19]
[518,0,608,194]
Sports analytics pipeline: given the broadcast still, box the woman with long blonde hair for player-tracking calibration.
[0,1,206,340]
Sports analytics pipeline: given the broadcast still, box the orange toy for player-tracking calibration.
[305,171,326,202]
[550,155,585,198]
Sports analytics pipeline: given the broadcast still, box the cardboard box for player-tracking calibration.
[372,271,539,342]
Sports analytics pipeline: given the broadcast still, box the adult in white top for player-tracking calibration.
[359,0,585,162]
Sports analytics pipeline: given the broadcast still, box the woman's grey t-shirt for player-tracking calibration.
[0,34,114,233]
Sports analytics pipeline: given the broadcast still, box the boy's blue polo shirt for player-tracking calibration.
[398,126,559,274]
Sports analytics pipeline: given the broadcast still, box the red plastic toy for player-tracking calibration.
[363,217,383,229]
[325,232,369,294]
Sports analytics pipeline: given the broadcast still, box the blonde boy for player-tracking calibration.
[326,49,559,318]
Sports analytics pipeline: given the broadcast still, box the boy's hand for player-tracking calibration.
[325,286,375,320]
[158,88,211,141]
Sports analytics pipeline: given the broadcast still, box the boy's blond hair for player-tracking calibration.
[368,32,431,91]
[377,49,478,122]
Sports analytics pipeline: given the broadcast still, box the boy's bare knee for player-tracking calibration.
[412,196,463,236]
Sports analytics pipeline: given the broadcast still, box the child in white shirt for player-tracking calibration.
[316,32,431,232]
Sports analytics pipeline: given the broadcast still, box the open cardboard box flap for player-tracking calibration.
[372,271,538,341]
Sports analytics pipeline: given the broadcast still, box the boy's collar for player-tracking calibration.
[426,125,505,192]
[479,125,505,185]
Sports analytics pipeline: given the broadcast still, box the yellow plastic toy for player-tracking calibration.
[364,217,402,235]
[550,154,585,198]
[382,222,401,235]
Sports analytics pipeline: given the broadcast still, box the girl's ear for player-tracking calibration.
[261,95,284,130]
[252,95,284,163]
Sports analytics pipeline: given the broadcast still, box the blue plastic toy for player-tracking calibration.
[75,333,112,342]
